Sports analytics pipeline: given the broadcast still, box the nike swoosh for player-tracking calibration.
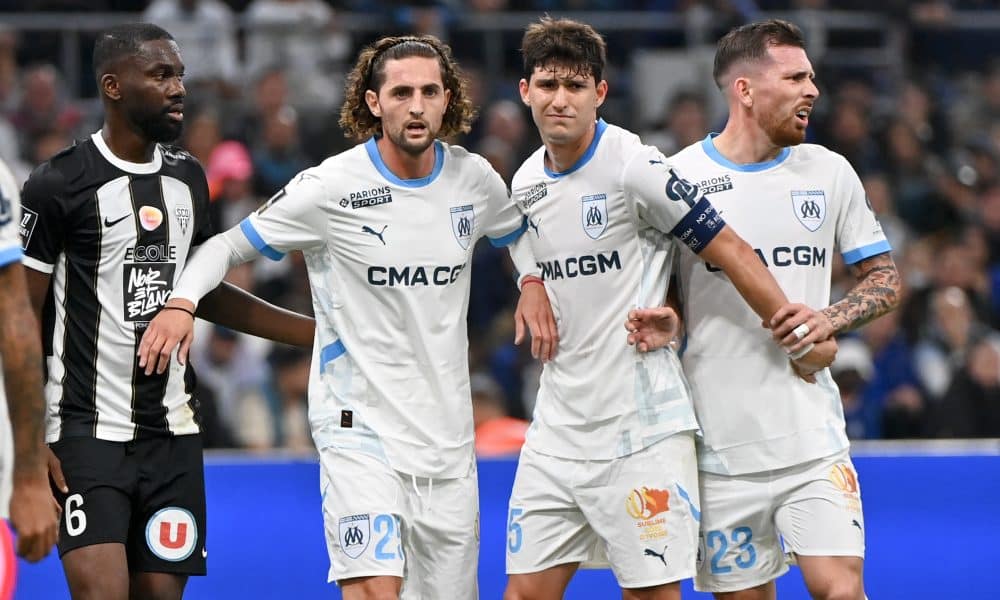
[104,214,130,228]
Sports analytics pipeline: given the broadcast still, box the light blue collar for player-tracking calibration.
[700,133,790,172]
[544,119,609,178]
[365,137,445,187]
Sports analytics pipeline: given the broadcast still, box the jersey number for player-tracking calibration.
[373,514,403,560]
[706,527,757,574]
[507,508,523,553]
[65,493,87,537]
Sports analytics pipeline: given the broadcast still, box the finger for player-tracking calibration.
[142,336,161,375]
[768,303,803,328]
[627,331,637,346]
[513,312,525,346]
[545,311,558,361]
[627,309,638,321]
[531,325,541,360]
[49,454,68,494]
[638,341,648,353]
[155,340,174,375]
[772,309,812,339]
[178,333,193,368]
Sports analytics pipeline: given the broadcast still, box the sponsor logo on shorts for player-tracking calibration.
[339,513,370,559]
[829,463,862,513]
[644,544,668,566]
[626,487,670,541]
[145,507,198,562]
[696,533,706,571]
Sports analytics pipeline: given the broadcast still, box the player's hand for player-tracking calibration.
[46,446,67,496]
[769,303,835,354]
[789,338,839,384]
[514,280,558,363]
[625,307,680,353]
[9,462,60,562]
[138,299,197,375]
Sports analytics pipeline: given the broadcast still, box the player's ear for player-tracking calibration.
[595,79,608,108]
[519,79,530,105]
[365,89,381,118]
[101,73,121,102]
[734,76,753,108]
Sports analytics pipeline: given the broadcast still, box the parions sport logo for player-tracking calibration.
[517,182,547,211]
[146,507,198,562]
[698,174,734,195]
[339,186,393,210]
[626,487,670,542]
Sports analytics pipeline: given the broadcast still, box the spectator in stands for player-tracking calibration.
[142,0,240,99]
[642,89,710,156]
[471,372,528,457]
[934,335,1000,437]
[267,345,311,451]
[251,106,309,198]
[9,64,82,153]
[244,0,351,112]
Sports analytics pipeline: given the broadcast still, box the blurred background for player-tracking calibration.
[2,1,1000,598]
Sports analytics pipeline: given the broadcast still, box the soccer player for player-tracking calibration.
[20,24,313,600]
[625,19,901,600]
[0,156,60,597]
[136,35,556,600]
[502,18,834,600]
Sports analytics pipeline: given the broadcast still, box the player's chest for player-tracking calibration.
[328,185,480,264]
[696,170,839,242]
[73,175,197,256]
[515,177,630,256]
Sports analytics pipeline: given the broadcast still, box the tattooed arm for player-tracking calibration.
[0,261,60,561]
[772,253,902,347]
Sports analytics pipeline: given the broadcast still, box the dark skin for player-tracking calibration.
[0,259,60,562]
[30,37,313,600]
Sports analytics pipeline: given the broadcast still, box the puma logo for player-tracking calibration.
[852,519,863,532]
[528,217,540,237]
[362,225,388,245]
[644,545,668,566]
[649,159,664,165]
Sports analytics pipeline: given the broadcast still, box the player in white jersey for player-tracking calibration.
[0,157,60,595]
[137,35,555,600]
[503,18,834,600]
[626,20,901,600]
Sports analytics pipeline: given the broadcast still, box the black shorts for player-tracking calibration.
[50,435,207,575]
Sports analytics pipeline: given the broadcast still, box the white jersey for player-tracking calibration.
[0,159,22,517]
[240,139,527,478]
[671,135,891,475]
[511,120,725,460]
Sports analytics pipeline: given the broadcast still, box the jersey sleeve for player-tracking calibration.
[834,156,891,265]
[480,167,527,248]
[0,160,23,268]
[623,146,726,254]
[189,162,216,246]
[19,163,67,274]
[240,170,329,260]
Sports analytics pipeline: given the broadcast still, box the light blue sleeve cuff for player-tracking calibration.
[488,217,529,248]
[0,245,23,268]
[239,218,285,261]
[842,240,891,265]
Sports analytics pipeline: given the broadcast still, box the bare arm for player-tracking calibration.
[1,262,59,561]
[772,253,902,347]
[198,282,314,348]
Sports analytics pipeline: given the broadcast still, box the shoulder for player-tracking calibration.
[511,145,546,190]
[22,142,83,200]
[160,144,206,174]
[791,143,851,170]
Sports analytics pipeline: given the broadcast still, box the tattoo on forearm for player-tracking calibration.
[822,260,901,333]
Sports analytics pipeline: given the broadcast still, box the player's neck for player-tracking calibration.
[712,122,784,165]
[102,119,157,163]
[376,136,436,180]
[543,122,595,173]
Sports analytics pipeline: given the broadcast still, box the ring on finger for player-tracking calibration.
[792,323,810,340]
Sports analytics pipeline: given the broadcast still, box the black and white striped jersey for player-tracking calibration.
[21,131,215,442]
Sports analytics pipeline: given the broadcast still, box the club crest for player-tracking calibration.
[581,194,608,239]
[450,204,475,249]
[791,190,826,232]
[339,514,371,559]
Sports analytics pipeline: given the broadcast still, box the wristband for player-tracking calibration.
[161,305,196,318]
[520,275,544,289]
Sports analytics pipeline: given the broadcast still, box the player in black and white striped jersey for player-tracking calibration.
[20,23,313,600]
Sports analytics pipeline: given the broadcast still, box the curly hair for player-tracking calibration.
[521,17,606,83]
[339,35,476,141]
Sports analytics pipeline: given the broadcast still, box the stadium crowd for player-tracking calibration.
[0,0,998,449]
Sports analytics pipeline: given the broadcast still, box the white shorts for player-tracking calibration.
[319,448,479,600]
[694,449,865,593]
[506,431,700,588]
